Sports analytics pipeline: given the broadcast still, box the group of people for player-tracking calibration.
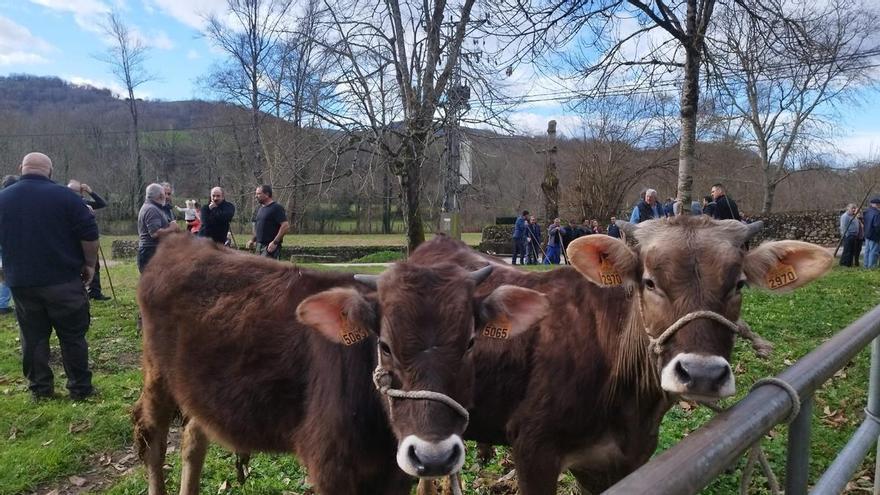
[512,182,743,266]
[839,198,880,268]
[0,150,293,402]
[511,211,622,265]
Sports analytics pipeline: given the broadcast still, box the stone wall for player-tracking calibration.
[478,210,842,254]
[111,240,404,262]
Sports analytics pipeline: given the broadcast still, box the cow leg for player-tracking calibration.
[178,420,210,495]
[133,377,176,495]
[511,444,561,495]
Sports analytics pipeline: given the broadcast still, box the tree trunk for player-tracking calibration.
[541,120,559,221]
[677,46,700,213]
[383,166,392,234]
[399,132,427,252]
[762,170,776,215]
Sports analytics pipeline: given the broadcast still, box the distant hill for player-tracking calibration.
[0,74,242,130]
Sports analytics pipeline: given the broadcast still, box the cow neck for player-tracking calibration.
[606,289,663,408]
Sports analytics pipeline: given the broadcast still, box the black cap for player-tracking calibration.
[871,197,880,205]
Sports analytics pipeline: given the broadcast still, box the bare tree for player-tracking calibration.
[567,96,676,220]
[204,0,293,183]
[708,0,880,213]
[97,12,153,211]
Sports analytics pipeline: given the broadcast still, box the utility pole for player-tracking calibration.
[441,17,484,240]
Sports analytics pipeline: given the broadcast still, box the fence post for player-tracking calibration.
[785,396,813,495]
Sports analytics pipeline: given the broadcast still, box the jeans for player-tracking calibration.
[511,238,526,265]
[0,281,11,309]
[866,239,880,268]
[11,279,93,397]
[257,242,282,260]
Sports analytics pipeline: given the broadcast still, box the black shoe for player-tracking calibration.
[89,293,111,301]
[0,307,12,315]
[70,388,98,402]
[31,391,56,402]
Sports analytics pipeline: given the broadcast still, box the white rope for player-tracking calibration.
[646,309,773,360]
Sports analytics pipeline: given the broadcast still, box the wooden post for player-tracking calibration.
[541,120,559,221]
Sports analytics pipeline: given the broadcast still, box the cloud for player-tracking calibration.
[63,75,149,99]
[143,0,228,30]
[186,49,200,60]
[27,0,110,33]
[0,15,55,66]
[145,29,174,50]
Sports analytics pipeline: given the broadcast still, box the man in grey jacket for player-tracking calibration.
[840,203,860,267]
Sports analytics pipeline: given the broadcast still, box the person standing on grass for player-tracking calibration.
[511,210,529,265]
[863,198,880,268]
[68,179,111,301]
[137,183,180,273]
[839,203,860,267]
[0,175,18,315]
[0,152,98,401]
[199,187,236,244]
[246,185,289,259]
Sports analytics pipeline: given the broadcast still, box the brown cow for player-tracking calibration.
[405,216,832,493]
[133,233,548,494]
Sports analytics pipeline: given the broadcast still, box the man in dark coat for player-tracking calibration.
[710,183,741,221]
[863,197,880,268]
[199,187,236,244]
[511,210,529,265]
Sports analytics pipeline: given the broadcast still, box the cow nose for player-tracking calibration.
[408,442,461,477]
[675,356,731,396]
[661,353,735,398]
[397,435,466,478]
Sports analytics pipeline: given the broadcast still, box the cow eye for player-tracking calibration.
[379,340,392,357]
[643,278,656,290]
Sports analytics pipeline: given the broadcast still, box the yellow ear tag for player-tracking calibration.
[482,314,512,339]
[766,263,798,290]
[340,315,369,346]
[598,257,623,286]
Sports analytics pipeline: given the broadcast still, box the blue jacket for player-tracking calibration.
[513,216,527,240]
[0,175,99,287]
[865,207,880,242]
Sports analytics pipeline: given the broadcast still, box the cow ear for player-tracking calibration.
[567,235,638,287]
[296,288,376,345]
[478,285,549,340]
[744,241,833,292]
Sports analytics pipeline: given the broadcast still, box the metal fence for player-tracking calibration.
[605,303,880,495]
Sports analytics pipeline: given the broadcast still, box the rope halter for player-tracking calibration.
[372,347,470,428]
[645,309,773,364]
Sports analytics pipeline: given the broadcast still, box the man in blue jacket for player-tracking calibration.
[0,152,99,401]
[511,210,529,265]
[863,198,880,268]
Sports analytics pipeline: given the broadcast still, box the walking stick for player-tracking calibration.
[834,183,874,258]
[97,243,117,302]
[525,225,547,263]
[559,229,570,265]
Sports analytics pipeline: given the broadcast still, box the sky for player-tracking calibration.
[0,0,878,161]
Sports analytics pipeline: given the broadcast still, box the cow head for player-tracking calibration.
[568,216,831,400]
[296,263,548,478]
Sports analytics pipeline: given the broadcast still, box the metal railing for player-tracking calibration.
[605,303,880,495]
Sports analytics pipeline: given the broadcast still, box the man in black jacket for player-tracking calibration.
[68,180,110,300]
[710,183,741,221]
[199,187,236,244]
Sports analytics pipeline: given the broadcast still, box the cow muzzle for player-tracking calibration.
[397,434,465,478]
[661,352,735,399]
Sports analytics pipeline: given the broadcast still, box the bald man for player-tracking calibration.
[0,152,99,401]
[198,186,236,244]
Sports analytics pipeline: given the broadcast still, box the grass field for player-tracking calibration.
[0,256,878,494]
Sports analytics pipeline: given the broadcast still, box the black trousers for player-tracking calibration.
[841,235,858,267]
[11,279,93,397]
[88,257,102,295]
[137,246,157,273]
[511,238,526,265]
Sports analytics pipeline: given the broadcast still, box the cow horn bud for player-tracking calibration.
[469,265,493,284]
[745,220,763,241]
[354,274,379,288]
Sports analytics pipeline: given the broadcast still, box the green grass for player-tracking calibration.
[349,250,407,263]
[1,261,878,494]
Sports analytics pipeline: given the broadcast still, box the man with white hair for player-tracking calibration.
[0,152,99,401]
[137,183,179,273]
[198,186,236,244]
[629,188,663,224]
